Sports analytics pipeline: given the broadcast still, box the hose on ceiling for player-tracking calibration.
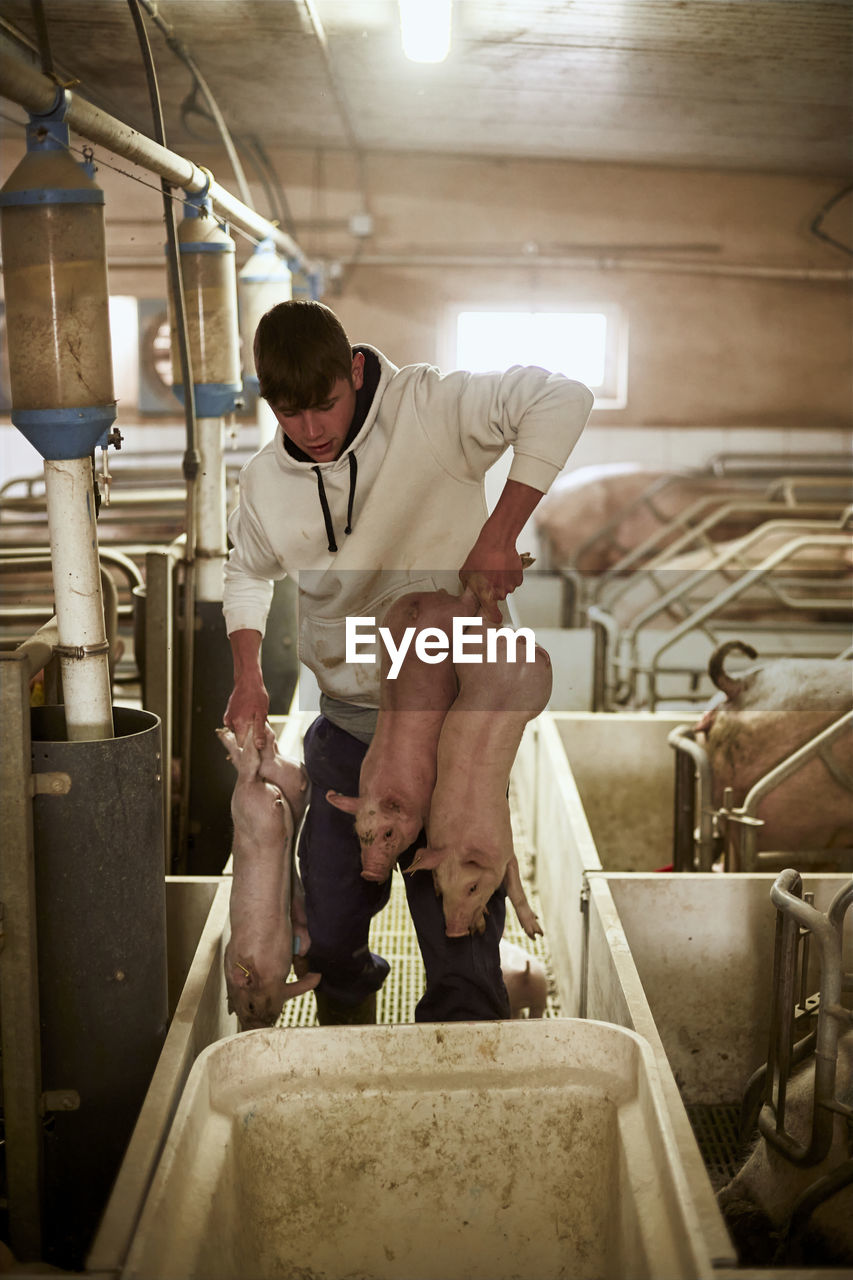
[137,0,255,213]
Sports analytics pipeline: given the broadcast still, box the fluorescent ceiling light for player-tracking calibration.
[399,0,452,63]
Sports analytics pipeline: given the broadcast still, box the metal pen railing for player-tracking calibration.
[590,528,852,712]
[759,872,852,1169]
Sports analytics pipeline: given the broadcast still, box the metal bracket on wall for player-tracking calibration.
[41,1091,80,1114]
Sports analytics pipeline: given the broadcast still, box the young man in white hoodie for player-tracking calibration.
[223,300,593,1024]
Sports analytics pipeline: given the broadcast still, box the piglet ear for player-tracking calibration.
[406,846,446,874]
[326,790,360,815]
[228,959,253,989]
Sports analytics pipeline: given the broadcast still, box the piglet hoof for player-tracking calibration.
[519,911,543,940]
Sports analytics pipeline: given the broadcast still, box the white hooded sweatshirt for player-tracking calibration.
[223,345,593,708]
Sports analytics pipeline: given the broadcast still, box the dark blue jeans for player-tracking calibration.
[298,715,510,1021]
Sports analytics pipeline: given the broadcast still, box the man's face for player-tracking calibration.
[271,353,364,463]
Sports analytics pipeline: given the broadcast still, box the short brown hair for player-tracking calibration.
[254,300,354,409]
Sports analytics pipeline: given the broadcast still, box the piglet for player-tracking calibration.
[499,938,548,1018]
[217,723,319,1030]
[327,588,476,882]
[410,637,552,937]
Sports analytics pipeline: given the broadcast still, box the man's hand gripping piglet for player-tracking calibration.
[217,721,320,1030]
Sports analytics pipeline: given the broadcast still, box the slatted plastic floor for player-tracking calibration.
[278,782,560,1027]
[685,1103,753,1191]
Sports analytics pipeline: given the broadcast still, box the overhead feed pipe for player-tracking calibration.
[0,92,115,741]
[238,237,292,447]
[171,187,246,872]
[172,182,241,601]
[0,50,314,274]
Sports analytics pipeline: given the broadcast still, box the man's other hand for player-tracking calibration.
[223,678,270,749]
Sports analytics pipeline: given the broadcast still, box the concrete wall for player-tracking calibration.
[554,713,685,870]
[2,138,850,480]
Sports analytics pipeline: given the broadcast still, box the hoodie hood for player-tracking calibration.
[272,345,389,552]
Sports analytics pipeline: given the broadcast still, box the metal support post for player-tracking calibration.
[0,638,54,1260]
[194,416,227,604]
[143,549,176,872]
[43,458,113,740]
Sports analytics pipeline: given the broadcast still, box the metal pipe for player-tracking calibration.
[577,458,850,604]
[0,50,311,270]
[758,871,852,1165]
[599,505,844,620]
[624,511,845,638]
[334,252,853,282]
[194,416,227,602]
[572,470,727,579]
[43,458,113,740]
[708,451,853,477]
[742,711,853,817]
[667,725,715,870]
[596,486,778,596]
[0,546,144,593]
[14,617,59,680]
[788,1157,853,1248]
[736,713,853,874]
[70,248,853,283]
[647,534,853,674]
[587,607,617,710]
[768,897,801,1132]
[141,548,176,870]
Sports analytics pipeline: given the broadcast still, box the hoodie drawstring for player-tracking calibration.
[313,452,358,553]
[344,452,357,534]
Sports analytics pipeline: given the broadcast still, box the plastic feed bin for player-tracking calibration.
[122,1019,712,1280]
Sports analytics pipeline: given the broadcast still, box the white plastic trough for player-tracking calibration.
[121,1020,714,1280]
[99,709,849,1278]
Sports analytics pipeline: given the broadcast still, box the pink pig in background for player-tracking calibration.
[499,937,548,1018]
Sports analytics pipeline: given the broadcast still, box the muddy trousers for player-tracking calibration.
[298,715,510,1021]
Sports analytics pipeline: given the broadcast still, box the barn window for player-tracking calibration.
[453,306,627,408]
